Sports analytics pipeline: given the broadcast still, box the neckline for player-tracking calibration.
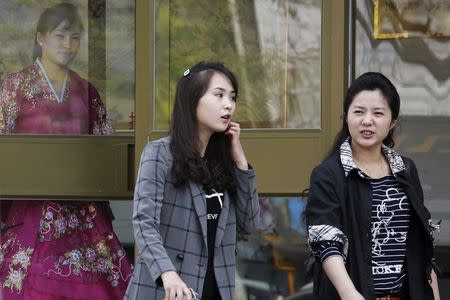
[367,174,394,181]
[36,58,68,103]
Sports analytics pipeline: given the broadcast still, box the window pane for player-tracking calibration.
[236,195,311,299]
[0,1,135,135]
[355,0,450,116]
[154,0,322,130]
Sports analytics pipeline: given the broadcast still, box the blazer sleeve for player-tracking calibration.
[234,164,260,235]
[305,163,349,260]
[132,140,176,283]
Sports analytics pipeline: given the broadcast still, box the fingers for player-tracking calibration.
[176,287,184,300]
[162,271,193,300]
[183,286,193,300]
[164,284,192,300]
[225,121,241,136]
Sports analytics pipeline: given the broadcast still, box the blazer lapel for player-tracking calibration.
[214,191,230,248]
[188,181,208,248]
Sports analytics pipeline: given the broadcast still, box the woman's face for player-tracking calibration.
[37,21,81,67]
[346,89,396,152]
[196,71,236,138]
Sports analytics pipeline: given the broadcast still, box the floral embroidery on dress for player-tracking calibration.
[2,245,34,294]
[0,238,10,267]
[0,75,20,133]
[11,248,33,269]
[46,238,130,287]
[91,97,114,135]
[0,248,4,266]
[0,235,18,268]
[0,60,72,133]
[39,202,97,242]
[24,59,71,106]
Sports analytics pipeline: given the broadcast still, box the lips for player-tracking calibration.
[221,114,231,120]
[360,129,374,137]
[59,52,73,59]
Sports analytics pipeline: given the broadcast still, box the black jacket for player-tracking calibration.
[305,153,435,300]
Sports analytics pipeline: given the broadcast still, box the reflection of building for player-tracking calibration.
[253,1,321,128]
[375,0,450,38]
[358,0,450,115]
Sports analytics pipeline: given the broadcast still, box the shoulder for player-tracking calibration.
[399,155,421,182]
[68,70,99,93]
[311,153,343,181]
[0,66,36,102]
[148,136,171,148]
[141,136,173,163]
[1,65,31,87]
[396,154,418,174]
[68,69,86,83]
[400,155,415,168]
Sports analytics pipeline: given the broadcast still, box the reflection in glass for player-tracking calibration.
[374,0,450,39]
[104,2,135,132]
[236,195,311,299]
[0,1,135,134]
[110,200,134,260]
[154,0,322,130]
[355,0,450,116]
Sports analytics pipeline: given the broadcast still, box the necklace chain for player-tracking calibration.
[354,156,390,178]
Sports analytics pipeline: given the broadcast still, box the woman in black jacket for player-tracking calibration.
[305,72,440,299]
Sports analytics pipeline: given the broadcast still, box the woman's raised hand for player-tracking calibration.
[225,121,248,170]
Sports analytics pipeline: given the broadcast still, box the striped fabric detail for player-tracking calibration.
[369,175,410,295]
[308,225,349,261]
[339,138,405,177]
[315,241,344,263]
[320,246,342,263]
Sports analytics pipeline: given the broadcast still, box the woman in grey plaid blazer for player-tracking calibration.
[125,62,260,300]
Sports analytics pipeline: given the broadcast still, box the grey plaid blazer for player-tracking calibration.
[125,137,260,300]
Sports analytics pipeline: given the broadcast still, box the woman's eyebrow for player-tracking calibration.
[213,87,235,94]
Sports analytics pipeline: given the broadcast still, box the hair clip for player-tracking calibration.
[183,69,190,76]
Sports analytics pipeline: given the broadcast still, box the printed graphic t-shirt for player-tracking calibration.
[201,188,223,299]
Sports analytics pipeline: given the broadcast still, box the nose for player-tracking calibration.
[63,36,72,48]
[224,97,234,110]
[362,113,373,126]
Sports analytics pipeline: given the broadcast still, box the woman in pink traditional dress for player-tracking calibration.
[0,3,132,299]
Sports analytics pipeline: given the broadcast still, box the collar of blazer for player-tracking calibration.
[188,181,231,253]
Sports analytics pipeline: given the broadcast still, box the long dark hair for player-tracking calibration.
[170,61,238,193]
[33,2,84,61]
[326,72,400,160]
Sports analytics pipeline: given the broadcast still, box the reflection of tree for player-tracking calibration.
[155,0,269,129]
[155,0,321,129]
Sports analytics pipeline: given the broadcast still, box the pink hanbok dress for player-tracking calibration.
[0,59,132,299]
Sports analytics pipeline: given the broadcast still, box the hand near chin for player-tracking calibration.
[161,271,192,300]
[225,121,248,170]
